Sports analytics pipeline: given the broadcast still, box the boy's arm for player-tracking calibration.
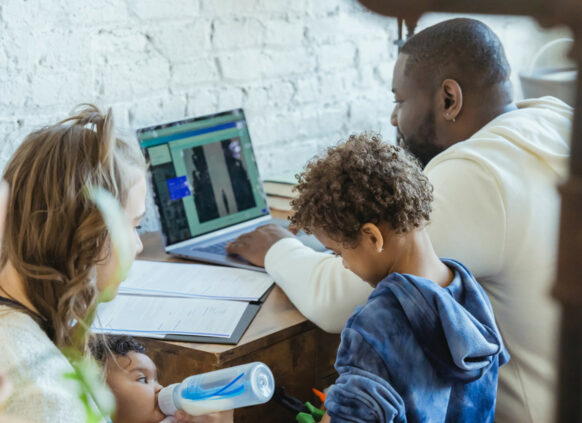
[325,327,403,422]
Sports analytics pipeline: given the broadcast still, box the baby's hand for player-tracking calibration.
[174,410,234,423]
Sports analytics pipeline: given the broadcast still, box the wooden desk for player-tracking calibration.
[136,232,340,422]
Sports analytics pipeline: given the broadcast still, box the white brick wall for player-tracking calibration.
[0,1,570,230]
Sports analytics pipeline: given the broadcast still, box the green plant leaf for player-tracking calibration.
[60,352,115,423]
[85,185,132,302]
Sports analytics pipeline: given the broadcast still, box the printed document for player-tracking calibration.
[118,260,273,301]
[92,294,247,338]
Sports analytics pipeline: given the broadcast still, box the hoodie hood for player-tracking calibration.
[426,96,572,180]
[374,259,509,383]
[480,96,571,178]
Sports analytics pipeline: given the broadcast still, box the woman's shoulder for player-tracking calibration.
[0,304,42,327]
[0,305,57,360]
[3,381,89,423]
[0,306,89,423]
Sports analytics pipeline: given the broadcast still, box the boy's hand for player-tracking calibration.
[319,412,331,423]
[174,410,234,423]
[226,224,295,267]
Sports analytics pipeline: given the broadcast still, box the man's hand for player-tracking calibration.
[174,409,234,423]
[226,224,295,267]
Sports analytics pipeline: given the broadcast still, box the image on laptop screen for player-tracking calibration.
[137,109,269,245]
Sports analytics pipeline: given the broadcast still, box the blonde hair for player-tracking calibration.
[1,104,146,351]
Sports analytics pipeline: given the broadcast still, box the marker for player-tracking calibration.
[312,388,326,403]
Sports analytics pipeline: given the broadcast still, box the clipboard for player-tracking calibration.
[93,285,275,345]
[169,284,272,345]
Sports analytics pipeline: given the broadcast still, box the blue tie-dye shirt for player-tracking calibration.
[325,259,509,423]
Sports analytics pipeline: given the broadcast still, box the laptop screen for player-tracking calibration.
[137,109,269,246]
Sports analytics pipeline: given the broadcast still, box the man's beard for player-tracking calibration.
[397,110,444,168]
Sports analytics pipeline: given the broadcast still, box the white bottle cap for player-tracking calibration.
[158,383,180,416]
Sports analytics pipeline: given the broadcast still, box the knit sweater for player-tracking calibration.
[0,305,92,422]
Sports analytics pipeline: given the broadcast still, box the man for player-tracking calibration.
[226,18,572,423]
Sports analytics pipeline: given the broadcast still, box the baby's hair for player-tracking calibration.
[290,133,433,245]
[91,335,146,363]
[0,104,146,352]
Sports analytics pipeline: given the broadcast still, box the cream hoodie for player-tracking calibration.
[265,96,572,423]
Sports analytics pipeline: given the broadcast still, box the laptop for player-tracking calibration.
[136,108,326,272]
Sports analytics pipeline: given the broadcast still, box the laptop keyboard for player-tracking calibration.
[195,240,232,255]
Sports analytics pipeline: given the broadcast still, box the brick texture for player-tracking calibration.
[0,1,569,230]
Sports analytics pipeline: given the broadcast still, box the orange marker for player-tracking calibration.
[312,388,326,403]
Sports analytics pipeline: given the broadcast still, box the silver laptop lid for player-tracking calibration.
[136,109,269,246]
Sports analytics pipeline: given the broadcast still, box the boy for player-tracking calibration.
[91,336,233,423]
[289,133,509,422]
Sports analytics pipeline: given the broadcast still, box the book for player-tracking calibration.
[266,195,294,211]
[262,173,298,198]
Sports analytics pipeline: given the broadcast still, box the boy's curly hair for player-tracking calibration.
[290,133,433,245]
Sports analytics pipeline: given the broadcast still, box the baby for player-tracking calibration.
[91,336,232,423]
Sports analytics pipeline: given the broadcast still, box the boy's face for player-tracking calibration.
[314,230,389,287]
[106,351,166,423]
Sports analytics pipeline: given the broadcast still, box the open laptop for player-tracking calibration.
[136,108,326,272]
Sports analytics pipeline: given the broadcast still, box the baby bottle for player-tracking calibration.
[158,362,275,417]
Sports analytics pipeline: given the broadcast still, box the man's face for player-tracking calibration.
[106,351,166,423]
[391,54,444,167]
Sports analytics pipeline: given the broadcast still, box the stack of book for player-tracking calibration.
[262,173,298,212]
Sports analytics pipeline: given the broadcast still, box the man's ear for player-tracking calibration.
[361,223,384,253]
[439,78,463,122]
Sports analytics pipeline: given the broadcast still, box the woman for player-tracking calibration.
[0,106,232,423]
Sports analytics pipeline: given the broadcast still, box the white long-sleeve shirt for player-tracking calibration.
[265,96,572,423]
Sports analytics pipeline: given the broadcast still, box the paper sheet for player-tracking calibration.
[92,294,248,338]
[118,260,273,301]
